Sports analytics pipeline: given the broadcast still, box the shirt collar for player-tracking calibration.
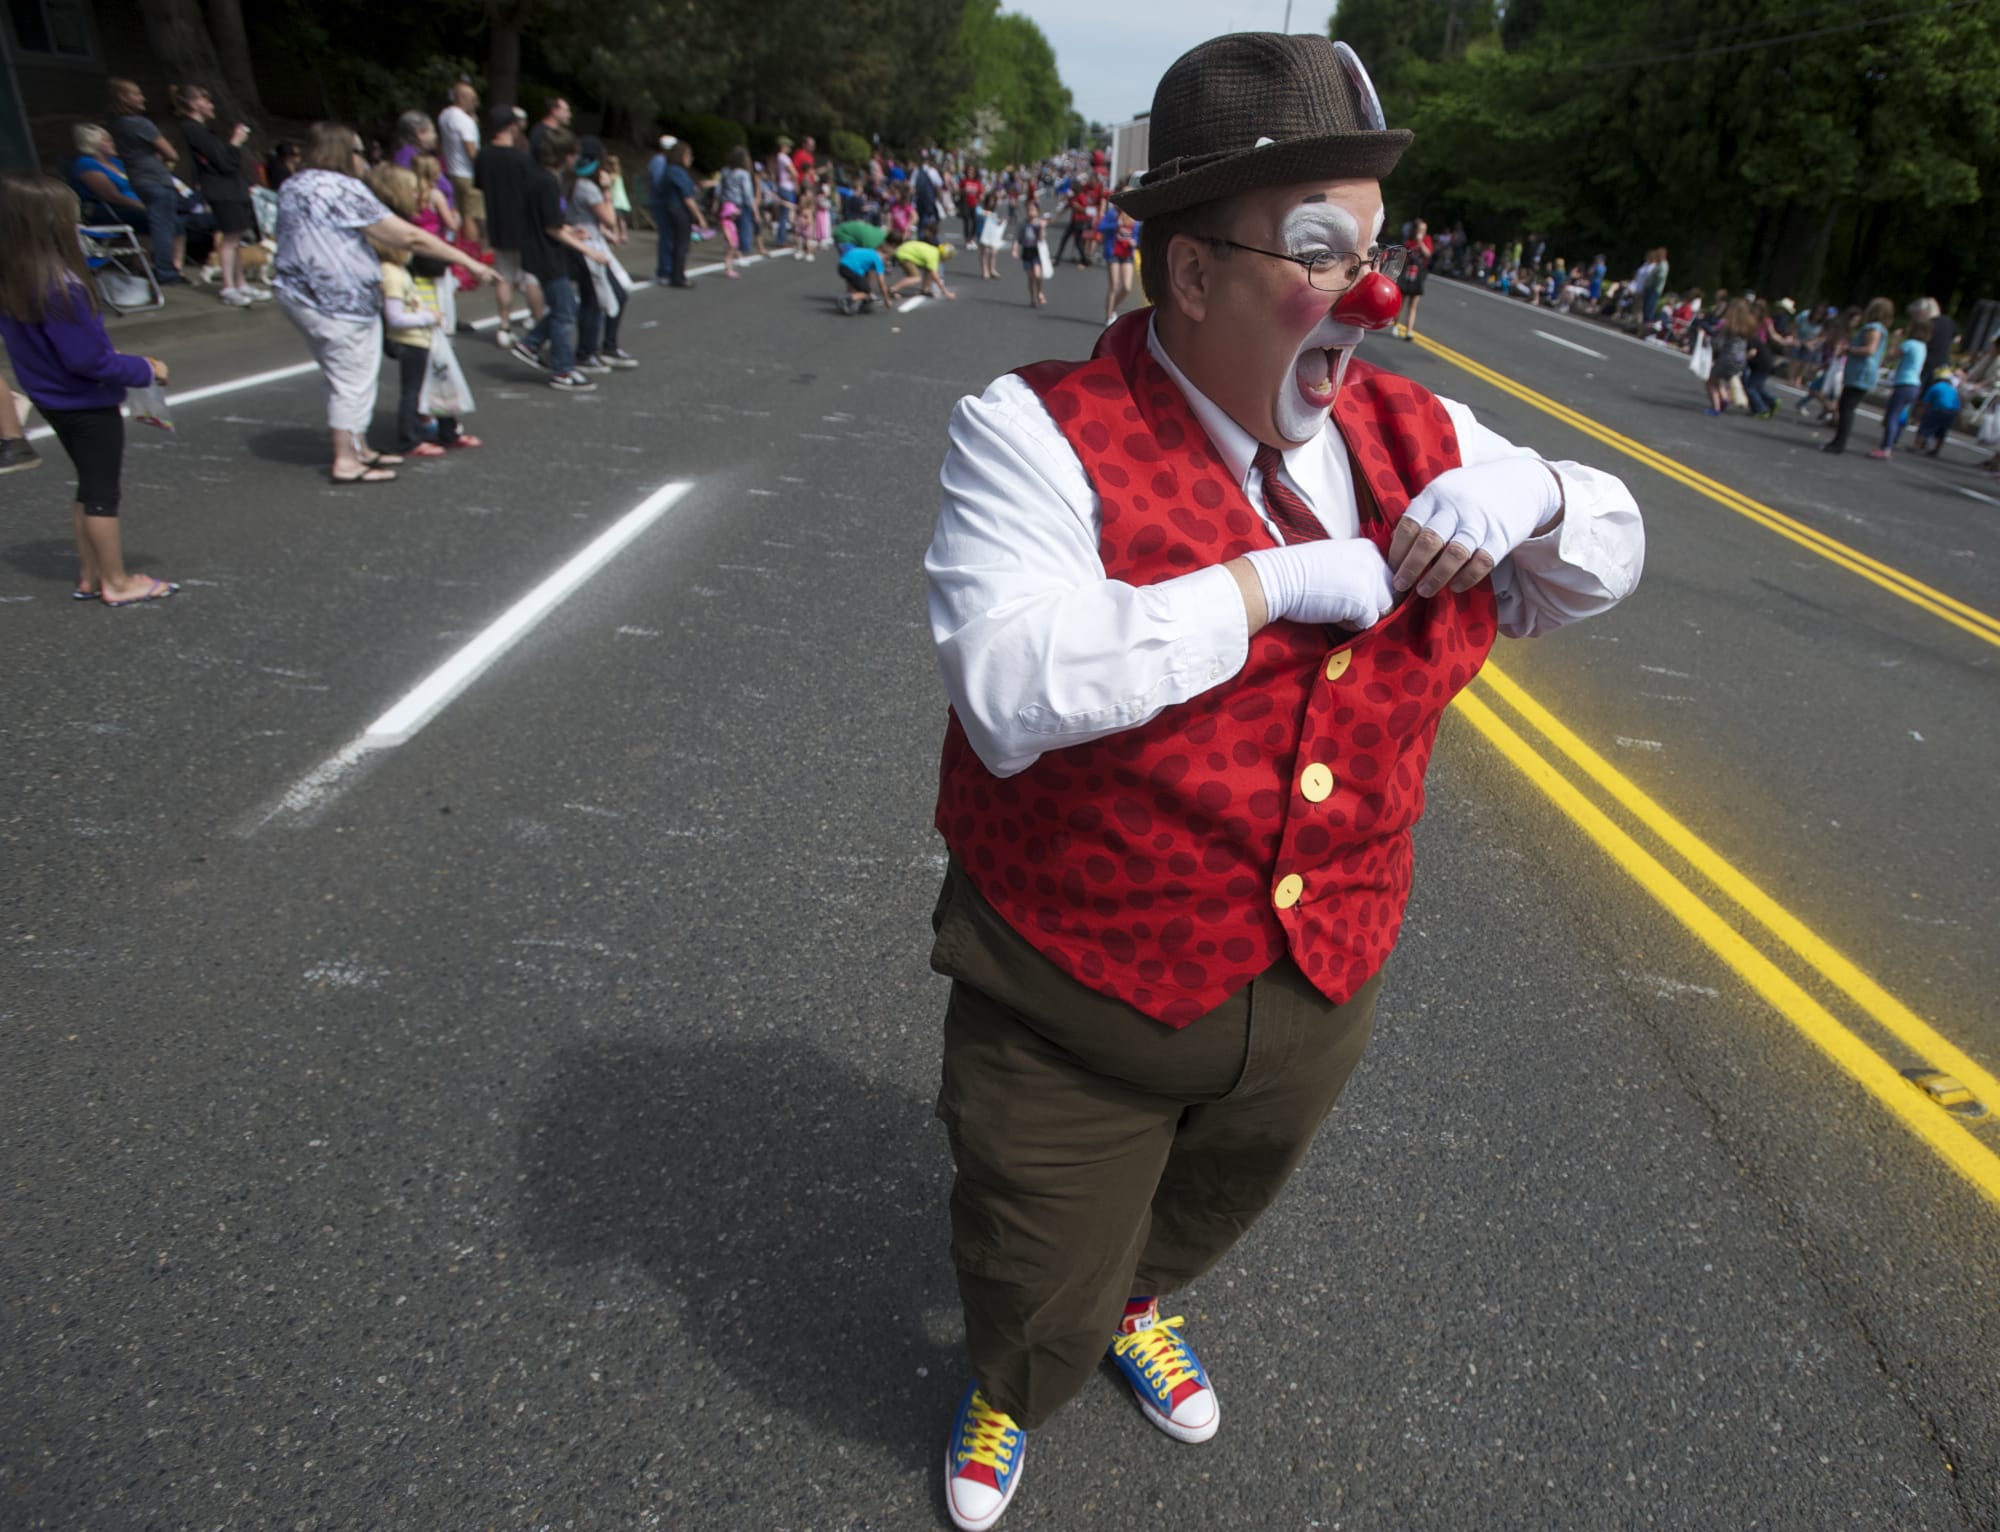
[1145,315,1322,495]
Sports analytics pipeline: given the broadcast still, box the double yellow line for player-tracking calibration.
[1454,662,2000,1209]
[1414,333,2000,650]
[1407,333,2000,1205]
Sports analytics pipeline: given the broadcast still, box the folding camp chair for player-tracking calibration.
[77,224,165,315]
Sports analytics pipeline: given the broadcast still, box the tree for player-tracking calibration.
[949,0,1071,162]
[137,0,249,124]
[1344,0,2000,308]
[206,0,264,113]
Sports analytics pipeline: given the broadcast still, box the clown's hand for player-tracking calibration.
[1388,458,1564,597]
[1243,538,1397,630]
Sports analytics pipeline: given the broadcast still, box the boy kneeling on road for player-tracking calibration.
[837,238,894,315]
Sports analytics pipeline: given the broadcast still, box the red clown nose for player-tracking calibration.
[1331,270,1401,330]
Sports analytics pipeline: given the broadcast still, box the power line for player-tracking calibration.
[1580,0,1989,70]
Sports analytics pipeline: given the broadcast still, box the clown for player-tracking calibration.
[924,33,1644,1531]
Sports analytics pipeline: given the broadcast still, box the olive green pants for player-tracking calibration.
[930,862,1381,1429]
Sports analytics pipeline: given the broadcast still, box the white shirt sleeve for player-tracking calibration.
[1440,397,1646,638]
[926,375,1251,778]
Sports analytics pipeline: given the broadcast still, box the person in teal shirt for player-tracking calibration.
[1824,296,1892,454]
[1914,372,1961,455]
[1871,320,1929,458]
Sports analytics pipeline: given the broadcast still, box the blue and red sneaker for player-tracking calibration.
[945,1383,1026,1531]
[1108,1298,1219,1443]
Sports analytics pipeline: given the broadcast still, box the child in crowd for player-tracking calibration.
[795,171,819,262]
[1014,207,1046,308]
[890,236,955,301]
[1914,371,1963,455]
[368,164,476,456]
[410,152,461,242]
[887,185,916,240]
[0,171,175,604]
[603,154,631,241]
[1103,205,1136,326]
[976,190,1007,281]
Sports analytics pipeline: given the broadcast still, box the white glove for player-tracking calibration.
[1397,457,1562,571]
[1243,538,1398,629]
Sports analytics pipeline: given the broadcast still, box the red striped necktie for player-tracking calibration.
[1252,443,1329,544]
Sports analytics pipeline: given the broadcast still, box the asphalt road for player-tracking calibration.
[4,242,1997,1532]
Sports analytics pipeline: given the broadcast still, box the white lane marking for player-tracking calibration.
[1533,329,1605,359]
[897,295,931,314]
[1614,736,1665,752]
[1955,486,2000,506]
[245,480,692,830]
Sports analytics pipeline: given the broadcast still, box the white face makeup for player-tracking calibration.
[1273,200,1367,442]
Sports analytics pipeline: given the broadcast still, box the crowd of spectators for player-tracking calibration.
[1412,218,1999,469]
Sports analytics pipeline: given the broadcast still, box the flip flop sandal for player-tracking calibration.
[357,450,405,468]
[443,435,483,449]
[72,588,100,601]
[407,442,448,458]
[102,577,178,607]
[330,465,398,484]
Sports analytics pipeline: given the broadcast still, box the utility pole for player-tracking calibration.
[1283,0,1293,31]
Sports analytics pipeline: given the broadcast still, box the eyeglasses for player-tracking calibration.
[1203,238,1408,292]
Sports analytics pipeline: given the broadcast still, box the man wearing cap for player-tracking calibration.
[924,32,1645,1531]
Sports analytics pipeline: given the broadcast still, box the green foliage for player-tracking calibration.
[244,0,1075,171]
[949,0,1072,163]
[1339,0,2000,308]
[829,129,872,166]
[675,112,745,172]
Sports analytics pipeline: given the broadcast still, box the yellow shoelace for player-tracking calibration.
[1110,1314,1198,1394]
[955,1390,1021,1472]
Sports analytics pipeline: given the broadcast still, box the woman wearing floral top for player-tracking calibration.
[273,122,494,483]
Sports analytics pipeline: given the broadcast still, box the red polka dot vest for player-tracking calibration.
[935,314,1498,1027]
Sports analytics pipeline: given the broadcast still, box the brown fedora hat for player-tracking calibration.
[1113,34,1411,220]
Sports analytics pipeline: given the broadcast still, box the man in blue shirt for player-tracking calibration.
[648,136,706,286]
[836,243,892,314]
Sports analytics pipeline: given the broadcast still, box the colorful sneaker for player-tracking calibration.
[548,370,597,392]
[510,340,549,372]
[945,1384,1025,1531]
[1108,1301,1218,1443]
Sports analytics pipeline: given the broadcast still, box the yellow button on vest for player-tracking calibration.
[1273,873,1304,910]
[1300,763,1335,803]
[1325,650,1352,682]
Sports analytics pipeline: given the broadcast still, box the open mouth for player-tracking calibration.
[1295,346,1339,407]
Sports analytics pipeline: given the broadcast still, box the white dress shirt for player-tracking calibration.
[928,321,1646,777]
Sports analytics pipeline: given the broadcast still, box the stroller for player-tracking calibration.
[77,224,164,314]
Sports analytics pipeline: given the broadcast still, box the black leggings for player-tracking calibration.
[1828,385,1869,451]
[39,404,124,516]
[389,342,460,452]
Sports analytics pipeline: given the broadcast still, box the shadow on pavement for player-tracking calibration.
[242,425,335,467]
[1,535,91,586]
[515,1036,960,1472]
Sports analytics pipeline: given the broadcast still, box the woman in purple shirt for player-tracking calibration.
[0,172,177,604]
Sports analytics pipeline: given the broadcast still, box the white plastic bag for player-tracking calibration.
[1687,330,1712,382]
[1036,237,1053,280]
[131,380,174,431]
[1978,396,2000,447]
[418,332,474,418]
